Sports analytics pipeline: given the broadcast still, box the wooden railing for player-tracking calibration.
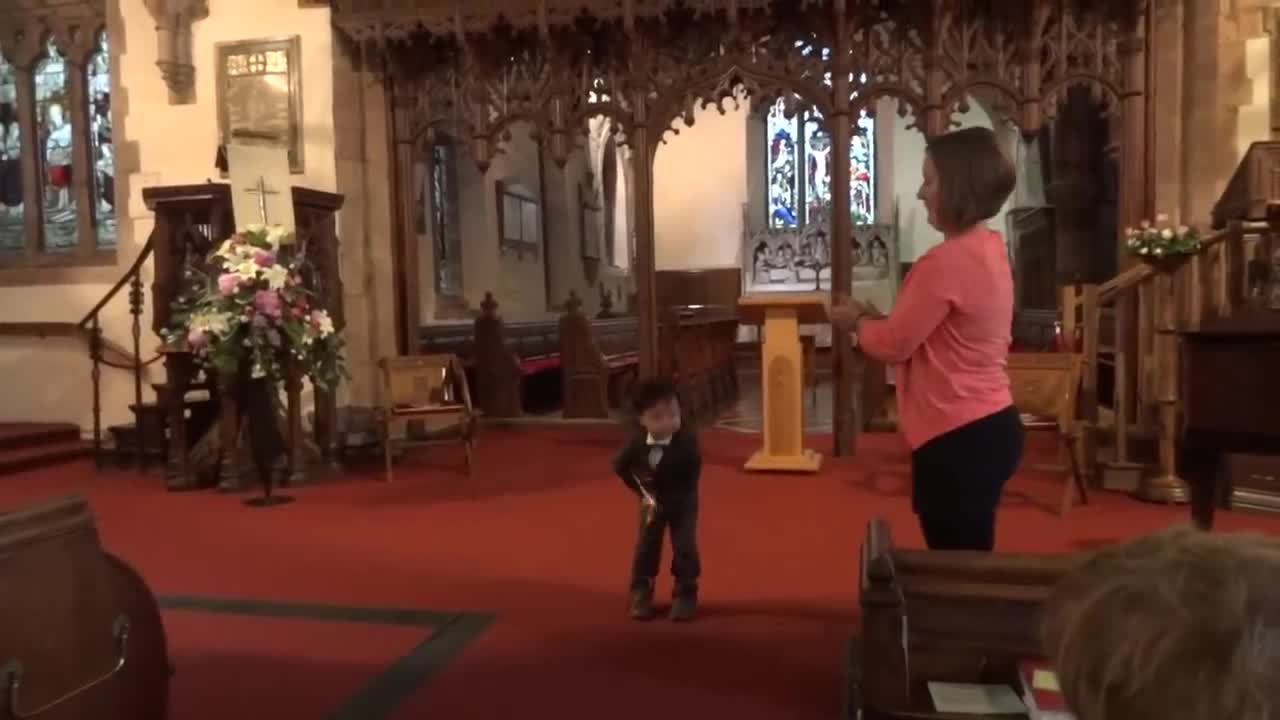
[1061,224,1250,495]
[76,237,160,468]
[0,240,158,468]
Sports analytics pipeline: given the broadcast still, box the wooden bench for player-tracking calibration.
[469,294,562,418]
[852,517,1076,720]
[0,495,171,719]
[659,305,739,425]
[559,291,639,418]
[419,322,475,361]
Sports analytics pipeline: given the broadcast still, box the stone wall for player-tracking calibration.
[1151,0,1279,228]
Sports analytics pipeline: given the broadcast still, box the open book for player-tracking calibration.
[927,682,1026,715]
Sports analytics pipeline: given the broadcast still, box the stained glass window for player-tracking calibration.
[852,111,875,224]
[766,99,800,228]
[766,100,875,228]
[0,27,118,264]
[36,38,75,251]
[431,143,462,297]
[0,48,21,251]
[89,30,114,248]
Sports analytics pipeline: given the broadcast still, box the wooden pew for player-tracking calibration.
[559,292,639,418]
[418,322,475,361]
[852,517,1076,719]
[659,305,739,425]
[0,495,170,719]
[469,294,562,418]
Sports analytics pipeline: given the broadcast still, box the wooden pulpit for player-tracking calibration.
[143,182,343,491]
[738,292,829,472]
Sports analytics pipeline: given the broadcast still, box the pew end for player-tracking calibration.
[854,517,1077,719]
[560,293,639,419]
[0,495,170,720]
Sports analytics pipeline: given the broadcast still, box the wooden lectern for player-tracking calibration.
[738,292,829,472]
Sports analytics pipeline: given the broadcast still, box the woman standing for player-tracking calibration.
[832,126,1022,551]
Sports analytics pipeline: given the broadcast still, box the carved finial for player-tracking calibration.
[597,284,615,319]
[481,292,498,315]
[146,0,208,105]
[537,0,550,39]
[472,135,493,173]
[566,290,582,313]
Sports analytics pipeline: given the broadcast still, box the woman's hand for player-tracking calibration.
[831,298,870,331]
[830,301,861,331]
[833,297,886,332]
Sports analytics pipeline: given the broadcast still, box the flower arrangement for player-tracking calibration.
[1125,215,1202,259]
[165,224,346,390]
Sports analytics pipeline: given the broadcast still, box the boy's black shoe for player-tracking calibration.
[669,587,697,622]
[629,580,656,620]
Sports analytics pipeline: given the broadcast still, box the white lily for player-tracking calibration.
[262,264,289,290]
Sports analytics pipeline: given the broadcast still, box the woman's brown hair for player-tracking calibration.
[1043,527,1280,720]
[926,126,1016,233]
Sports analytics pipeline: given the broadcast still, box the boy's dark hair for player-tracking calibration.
[632,377,678,413]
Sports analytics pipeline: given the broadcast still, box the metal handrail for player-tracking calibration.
[2,615,131,718]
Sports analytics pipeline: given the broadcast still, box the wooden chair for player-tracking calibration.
[1007,352,1088,515]
[378,354,478,481]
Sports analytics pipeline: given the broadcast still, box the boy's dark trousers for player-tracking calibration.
[630,493,699,596]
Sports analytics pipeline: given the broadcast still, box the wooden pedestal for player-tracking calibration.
[739,293,828,473]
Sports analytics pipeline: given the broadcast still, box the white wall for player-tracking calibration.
[653,100,750,270]
[1238,34,1272,158]
[0,0,336,429]
[649,93,1019,272]
[887,99,1017,262]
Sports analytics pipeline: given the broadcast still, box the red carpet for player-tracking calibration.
[2,428,1278,719]
[163,610,430,718]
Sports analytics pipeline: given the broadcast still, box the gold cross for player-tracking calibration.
[243,176,278,224]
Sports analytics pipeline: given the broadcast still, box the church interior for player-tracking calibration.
[2,0,1280,718]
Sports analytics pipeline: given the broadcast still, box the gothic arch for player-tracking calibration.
[1042,74,1125,122]
[334,0,1148,455]
[941,80,1026,130]
[850,86,926,130]
[646,60,833,145]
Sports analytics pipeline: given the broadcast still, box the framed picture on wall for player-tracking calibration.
[215,36,304,174]
[496,180,540,259]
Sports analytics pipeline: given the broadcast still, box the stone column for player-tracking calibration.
[332,37,398,410]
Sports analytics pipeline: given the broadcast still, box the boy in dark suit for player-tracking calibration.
[612,378,702,621]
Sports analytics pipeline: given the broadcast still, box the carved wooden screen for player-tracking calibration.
[0,10,114,266]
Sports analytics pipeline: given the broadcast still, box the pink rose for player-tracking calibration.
[254,290,282,318]
[217,273,239,295]
[187,329,206,348]
[254,250,276,268]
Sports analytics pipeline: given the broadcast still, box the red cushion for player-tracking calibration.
[519,355,561,375]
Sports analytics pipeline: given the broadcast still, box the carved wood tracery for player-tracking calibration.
[335,0,1147,453]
